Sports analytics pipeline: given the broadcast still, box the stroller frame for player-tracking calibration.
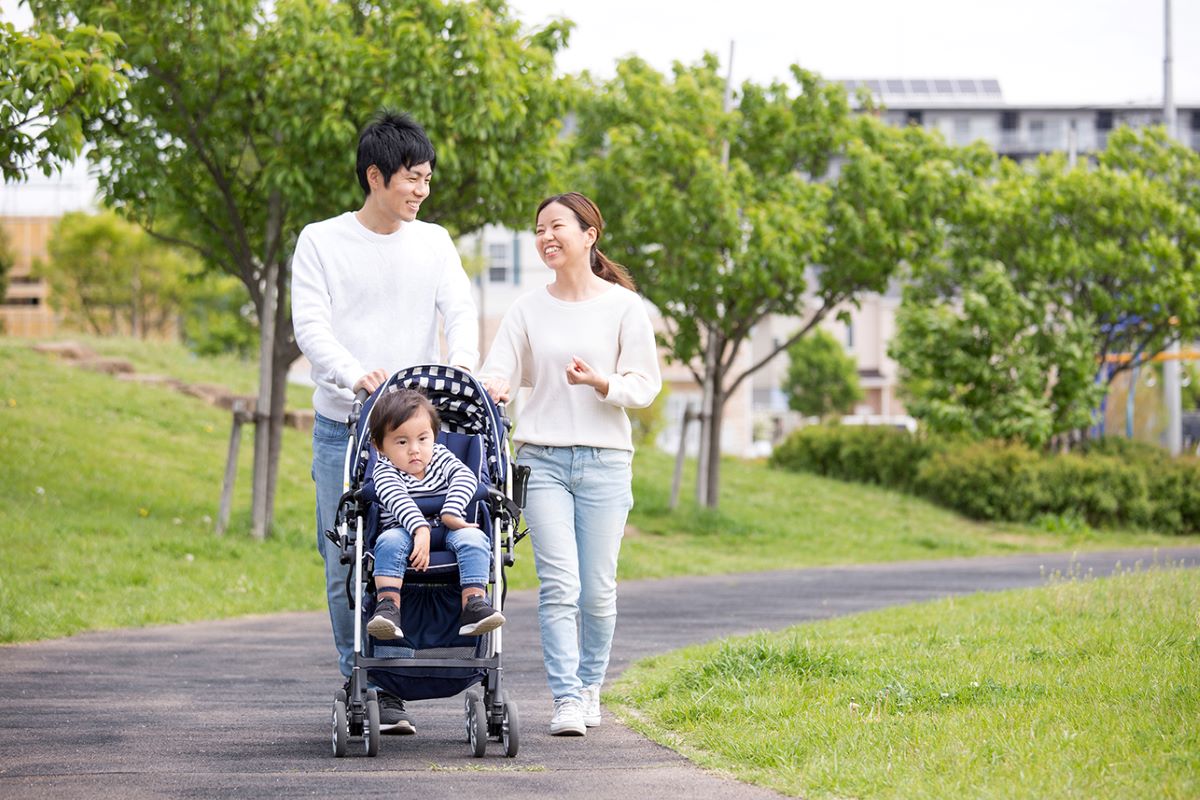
[325,365,529,758]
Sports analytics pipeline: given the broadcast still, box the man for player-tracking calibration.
[291,111,479,734]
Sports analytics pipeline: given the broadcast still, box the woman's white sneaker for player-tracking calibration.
[549,697,587,736]
[580,684,602,727]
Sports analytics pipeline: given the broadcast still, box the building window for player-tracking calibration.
[905,110,923,126]
[1000,111,1019,130]
[845,322,854,349]
[487,242,508,283]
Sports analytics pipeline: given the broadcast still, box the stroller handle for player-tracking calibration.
[349,388,370,428]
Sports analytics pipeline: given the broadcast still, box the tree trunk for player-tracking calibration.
[264,265,300,539]
[250,258,277,540]
[695,333,718,506]
[703,363,726,508]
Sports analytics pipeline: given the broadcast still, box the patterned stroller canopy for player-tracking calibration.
[352,364,509,487]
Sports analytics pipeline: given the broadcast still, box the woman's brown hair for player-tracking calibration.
[537,192,636,292]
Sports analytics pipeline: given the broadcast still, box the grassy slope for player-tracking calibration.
[610,566,1199,799]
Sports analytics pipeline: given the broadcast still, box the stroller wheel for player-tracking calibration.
[331,698,348,758]
[501,699,520,758]
[467,695,488,758]
[463,689,481,742]
[364,695,380,757]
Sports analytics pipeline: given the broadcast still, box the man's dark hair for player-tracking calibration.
[370,388,441,450]
[356,111,436,196]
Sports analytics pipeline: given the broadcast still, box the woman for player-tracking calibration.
[481,192,662,736]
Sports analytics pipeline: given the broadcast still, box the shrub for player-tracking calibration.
[1028,454,1153,529]
[770,424,940,490]
[914,440,1042,521]
[772,427,1200,534]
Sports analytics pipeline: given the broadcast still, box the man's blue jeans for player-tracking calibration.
[312,411,355,678]
[515,444,634,703]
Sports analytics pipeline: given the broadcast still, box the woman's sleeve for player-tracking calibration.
[601,298,662,409]
[479,305,530,390]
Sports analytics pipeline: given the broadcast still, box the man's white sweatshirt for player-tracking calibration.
[291,211,478,421]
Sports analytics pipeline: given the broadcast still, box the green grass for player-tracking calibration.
[1,335,1193,643]
[608,565,1200,799]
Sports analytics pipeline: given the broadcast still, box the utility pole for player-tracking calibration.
[697,40,735,506]
[1163,0,1183,455]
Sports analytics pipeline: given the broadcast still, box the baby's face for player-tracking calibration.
[378,409,435,479]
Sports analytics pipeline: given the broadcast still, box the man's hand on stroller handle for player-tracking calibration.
[353,368,389,395]
[409,526,431,571]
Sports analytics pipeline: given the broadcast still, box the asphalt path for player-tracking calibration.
[2,546,1198,799]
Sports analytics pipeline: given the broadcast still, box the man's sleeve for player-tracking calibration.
[291,228,364,391]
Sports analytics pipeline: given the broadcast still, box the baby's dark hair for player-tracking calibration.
[369,388,441,450]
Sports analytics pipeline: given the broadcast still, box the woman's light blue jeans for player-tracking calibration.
[516,444,634,702]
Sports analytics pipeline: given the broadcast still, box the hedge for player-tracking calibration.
[770,425,1200,534]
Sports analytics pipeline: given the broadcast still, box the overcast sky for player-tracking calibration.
[506,0,1200,104]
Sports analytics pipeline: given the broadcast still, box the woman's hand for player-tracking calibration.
[566,356,609,397]
[483,378,511,403]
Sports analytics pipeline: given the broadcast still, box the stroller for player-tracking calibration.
[325,364,529,758]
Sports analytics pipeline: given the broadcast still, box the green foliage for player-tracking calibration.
[0,19,125,180]
[769,423,944,491]
[611,567,1200,799]
[181,274,258,358]
[36,210,198,337]
[782,328,863,418]
[772,426,1200,534]
[897,128,1200,446]
[894,261,1101,447]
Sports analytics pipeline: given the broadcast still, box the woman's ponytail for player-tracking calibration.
[591,246,637,292]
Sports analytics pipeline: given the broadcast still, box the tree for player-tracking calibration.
[782,328,862,419]
[1,18,124,181]
[30,0,570,536]
[37,210,196,337]
[896,128,1200,446]
[570,56,976,506]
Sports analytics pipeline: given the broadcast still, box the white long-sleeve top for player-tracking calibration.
[480,284,662,451]
[291,212,479,421]
[372,444,479,533]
